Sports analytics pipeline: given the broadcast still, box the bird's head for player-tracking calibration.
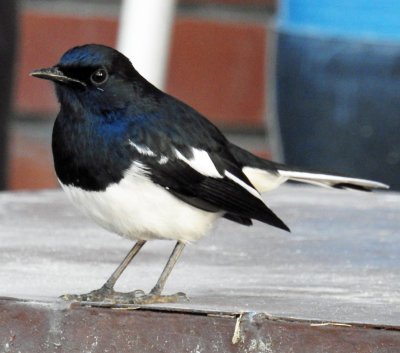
[30,44,150,113]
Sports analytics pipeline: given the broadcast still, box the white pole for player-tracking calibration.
[117,0,176,90]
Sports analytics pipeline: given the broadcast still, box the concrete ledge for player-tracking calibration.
[0,185,399,351]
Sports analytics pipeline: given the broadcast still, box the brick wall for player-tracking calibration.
[14,0,276,128]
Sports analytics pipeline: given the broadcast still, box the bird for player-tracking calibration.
[30,44,388,305]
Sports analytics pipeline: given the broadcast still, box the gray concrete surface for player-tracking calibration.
[0,185,399,326]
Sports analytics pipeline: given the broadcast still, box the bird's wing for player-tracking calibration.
[228,143,389,192]
[126,142,289,232]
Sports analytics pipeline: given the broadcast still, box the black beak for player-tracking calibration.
[30,66,86,87]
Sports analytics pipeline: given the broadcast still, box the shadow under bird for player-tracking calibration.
[30,44,389,304]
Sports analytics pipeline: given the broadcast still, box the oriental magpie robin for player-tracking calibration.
[30,44,388,304]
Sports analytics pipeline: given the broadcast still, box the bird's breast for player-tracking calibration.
[52,115,131,191]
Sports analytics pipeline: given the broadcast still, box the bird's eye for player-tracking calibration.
[90,67,108,86]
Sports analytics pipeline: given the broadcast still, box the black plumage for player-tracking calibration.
[48,44,289,230]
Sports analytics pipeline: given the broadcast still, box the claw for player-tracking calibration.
[132,289,146,297]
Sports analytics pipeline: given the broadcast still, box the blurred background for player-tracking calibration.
[2,0,400,191]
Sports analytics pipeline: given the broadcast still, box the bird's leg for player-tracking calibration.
[61,240,187,305]
[134,241,187,304]
[102,240,147,291]
[60,240,146,302]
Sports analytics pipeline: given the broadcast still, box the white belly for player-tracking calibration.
[59,174,222,243]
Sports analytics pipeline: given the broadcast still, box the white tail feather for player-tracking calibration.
[278,170,389,190]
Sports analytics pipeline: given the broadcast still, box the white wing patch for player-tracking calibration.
[175,147,264,199]
[129,140,170,165]
[129,140,156,157]
[175,148,222,178]
[158,155,169,164]
[224,170,262,200]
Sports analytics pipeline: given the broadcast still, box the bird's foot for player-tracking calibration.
[133,291,188,305]
[60,285,188,305]
[60,284,121,303]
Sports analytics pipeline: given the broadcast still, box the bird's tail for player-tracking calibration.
[275,166,389,191]
[229,143,389,193]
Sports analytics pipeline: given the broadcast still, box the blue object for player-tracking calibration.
[276,1,400,189]
[278,0,400,41]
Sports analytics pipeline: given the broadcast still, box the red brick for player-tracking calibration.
[14,11,117,114]
[14,12,268,127]
[8,134,58,190]
[167,19,267,126]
